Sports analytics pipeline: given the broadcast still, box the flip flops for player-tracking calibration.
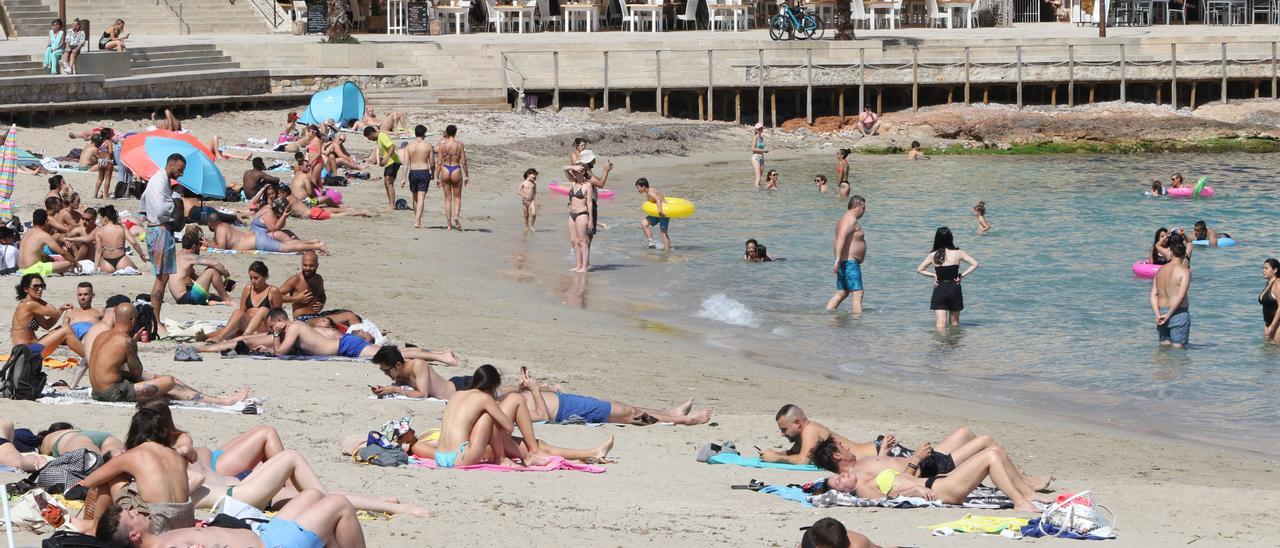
[173,344,202,362]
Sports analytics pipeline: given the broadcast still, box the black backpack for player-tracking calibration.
[42,531,113,548]
[1,344,47,400]
[132,296,158,338]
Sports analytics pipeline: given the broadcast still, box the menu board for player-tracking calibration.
[306,1,327,34]
[407,0,430,34]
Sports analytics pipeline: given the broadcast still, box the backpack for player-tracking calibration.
[131,297,158,339]
[1,344,47,400]
[33,448,101,495]
[41,531,113,548]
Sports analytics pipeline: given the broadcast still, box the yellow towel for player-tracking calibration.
[927,514,1029,534]
[0,355,79,370]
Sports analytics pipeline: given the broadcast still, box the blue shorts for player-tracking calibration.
[146,226,176,276]
[645,216,670,231]
[336,333,369,358]
[836,259,863,292]
[256,517,323,548]
[554,392,612,424]
[1157,307,1190,345]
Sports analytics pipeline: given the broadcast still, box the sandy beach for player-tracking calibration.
[1,104,1278,547]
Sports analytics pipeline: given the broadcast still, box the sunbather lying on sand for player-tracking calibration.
[514,368,711,426]
[125,489,368,548]
[207,212,329,255]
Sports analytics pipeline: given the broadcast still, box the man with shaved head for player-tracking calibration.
[278,251,360,329]
[89,302,248,405]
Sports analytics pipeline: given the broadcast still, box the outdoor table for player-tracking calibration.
[865,0,899,28]
[708,1,748,30]
[495,4,536,32]
[435,3,471,33]
[938,0,972,26]
[562,2,601,30]
[628,0,666,31]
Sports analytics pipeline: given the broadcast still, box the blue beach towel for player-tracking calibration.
[706,453,824,471]
[759,485,814,507]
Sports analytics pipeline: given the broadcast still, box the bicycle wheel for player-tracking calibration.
[768,15,791,41]
[800,12,823,40]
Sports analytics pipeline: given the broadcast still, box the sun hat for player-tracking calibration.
[753,122,765,130]
[577,149,598,165]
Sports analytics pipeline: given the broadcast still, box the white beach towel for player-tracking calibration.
[346,321,387,345]
[161,319,226,338]
[37,387,263,415]
[367,393,446,402]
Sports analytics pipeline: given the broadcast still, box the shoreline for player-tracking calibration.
[2,106,1279,546]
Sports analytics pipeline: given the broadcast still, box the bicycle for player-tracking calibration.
[769,1,824,41]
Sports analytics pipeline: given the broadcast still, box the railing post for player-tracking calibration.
[806,48,814,124]
[501,53,509,109]
[655,50,663,117]
[603,51,610,112]
[1171,43,1178,108]
[1068,45,1075,108]
[912,46,919,112]
[707,49,714,122]
[1220,42,1228,104]
[859,48,866,111]
[963,47,970,104]
[553,52,561,112]
[1015,45,1022,110]
[757,49,765,125]
[1119,43,1126,103]
[1273,42,1278,100]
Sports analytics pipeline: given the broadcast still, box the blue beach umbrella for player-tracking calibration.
[299,81,366,126]
[120,130,225,198]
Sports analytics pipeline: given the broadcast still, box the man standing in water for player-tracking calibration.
[635,178,671,251]
[363,125,401,211]
[437,125,469,231]
[139,153,185,337]
[402,125,434,229]
[826,195,867,314]
[1151,235,1191,349]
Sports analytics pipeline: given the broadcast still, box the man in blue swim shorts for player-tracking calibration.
[1151,236,1192,349]
[515,368,713,425]
[107,489,366,547]
[65,281,102,348]
[237,309,461,365]
[827,195,868,314]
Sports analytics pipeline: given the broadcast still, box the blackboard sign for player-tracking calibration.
[306,1,327,34]
[407,0,430,34]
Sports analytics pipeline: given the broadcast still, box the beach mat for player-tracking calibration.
[205,248,301,256]
[707,452,824,471]
[409,455,605,473]
[805,486,1016,510]
[37,387,263,415]
[244,353,368,363]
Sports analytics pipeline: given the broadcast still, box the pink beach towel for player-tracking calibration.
[409,456,604,474]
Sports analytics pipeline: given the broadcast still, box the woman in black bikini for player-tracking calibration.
[93,205,146,274]
[1261,258,1280,342]
[915,227,979,331]
[835,149,851,197]
[1150,228,1171,266]
[202,261,281,342]
[10,274,75,358]
[564,154,595,273]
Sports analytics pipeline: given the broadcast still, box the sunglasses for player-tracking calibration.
[29,284,46,290]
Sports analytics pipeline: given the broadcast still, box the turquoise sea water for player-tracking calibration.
[522,152,1280,454]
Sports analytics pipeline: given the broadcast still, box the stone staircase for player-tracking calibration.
[363,86,511,111]
[4,0,59,37]
[127,44,239,75]
[0,54,47,77]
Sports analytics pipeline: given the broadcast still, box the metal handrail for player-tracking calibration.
[157,0,190,35]
[246,0,286,30]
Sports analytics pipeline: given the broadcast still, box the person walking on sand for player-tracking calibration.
[1151,235,1191,349]
[402,125,435,229]
[636,178,671,251]
[517,168,538,232]
[827,195,867,314]
[362,126,401,211]
[750,123,769,188]
[437,125,470,231]
[139,153,185,338]
[915,227,979,331]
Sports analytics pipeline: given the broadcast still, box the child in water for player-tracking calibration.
[517,168,538,232]
[907,141,930,161]
[1148,179,1167,196]
[973,201,990,233]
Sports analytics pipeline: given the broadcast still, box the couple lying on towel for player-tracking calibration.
[764,404,1055,512]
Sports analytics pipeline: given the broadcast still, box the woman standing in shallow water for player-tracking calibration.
[835,149,850,197]
[750,123,768,188]
[916,227,979,330]
[1260,258,1280,342]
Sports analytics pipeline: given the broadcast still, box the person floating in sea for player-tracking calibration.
[972,201,990,233]
[1169,172,1185,189]
[826,195,867,314]
[835,149,850,198]
[1151,234,1191,349]
[1148,179,1167,196]
[814,174,829,193]
[764,169,780,191]
[1191,220,1230,247]
[402,125,435,229]
[636,178,672,251]
[744,239,774,262]
[517,168,538,232]
[437,125,470,231]
[751,123,769,188]
[907,141,930,160]
[915,227,979,330]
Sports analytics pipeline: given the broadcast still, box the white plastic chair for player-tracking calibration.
[616,0,641,30]
[483,0,503,31]
[968,0,983,26]
[924,0,948,26]
[676,0,702,27]
[536,0,563,29]
[849,0,872,27]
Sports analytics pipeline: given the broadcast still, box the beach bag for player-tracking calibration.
[1,344,47,400]
[42,531,114,548]
[209,494,270,525]
[33,449,101,494]
[9,488,69,534]
[356,444,408,467]
[1039,491,1115,538]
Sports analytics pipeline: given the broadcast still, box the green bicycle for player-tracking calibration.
[769,2,824,41]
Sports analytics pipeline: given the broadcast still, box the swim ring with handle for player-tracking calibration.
[642,197,695,218]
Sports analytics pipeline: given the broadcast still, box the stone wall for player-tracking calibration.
[270,74,423,94]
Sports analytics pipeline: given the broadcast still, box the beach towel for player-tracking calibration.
[160,319,226,339]
[1020,517,1115,540]
[37,387,263,415]
[409,455,605,474]
[346,320,387,345]
[204,247,300,256]
[244,353,368,363]
[367,392,445,402]
[706,452,824,471]
[928,514,1029,535]
[0,354,79,370]
[808,486,1017,510]
[759,485,813,507]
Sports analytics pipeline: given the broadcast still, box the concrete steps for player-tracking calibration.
[127,44,241,76]
[29,0,276,35]
[0,55,48,77]
[364,86,511,110]
[5,0,59,37]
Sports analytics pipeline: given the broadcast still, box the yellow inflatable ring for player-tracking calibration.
[642,197,695,218]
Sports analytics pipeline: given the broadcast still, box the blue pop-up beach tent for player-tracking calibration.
[299,82,366,126]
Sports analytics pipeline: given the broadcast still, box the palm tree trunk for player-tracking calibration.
[327,0,352,41]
